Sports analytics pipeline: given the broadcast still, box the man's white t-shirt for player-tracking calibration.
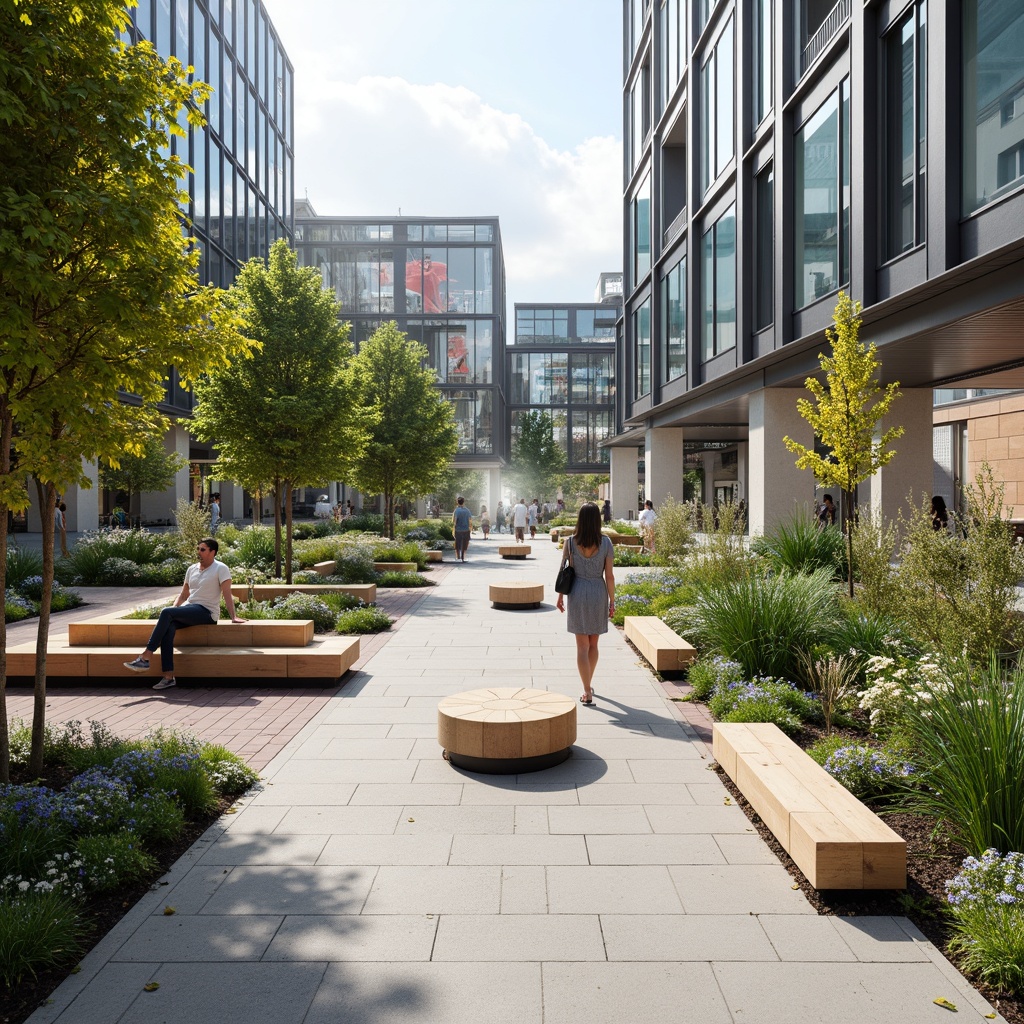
[184,559,232,618]
[639,508,656,530]
[512,502,528,528]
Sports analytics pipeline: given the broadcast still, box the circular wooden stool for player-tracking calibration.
[489,580,544,608]
[438,687,576,773]
[498,544,531,559]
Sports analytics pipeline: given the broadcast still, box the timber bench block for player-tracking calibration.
[550,527,573,543]
[426,550,443,562]
[313,560,336,575]
[374,561,418,573]
[612,535,643,547]
[438,687,576,773]
[624,616,696,673]
[231,583,376,603]
[489,581,544,609]
[713,722,906,890]
[498,544,532,559]
[68,616,314,648]
[6,636,360,681]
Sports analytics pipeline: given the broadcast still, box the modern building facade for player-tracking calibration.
[612,0,1024,531]
[294,203,507,512]
[509,277,621,475]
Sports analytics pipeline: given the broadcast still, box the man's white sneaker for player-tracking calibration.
[123,657,150,672]
[152,677,177,690]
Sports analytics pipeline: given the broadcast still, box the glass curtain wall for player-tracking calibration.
[701,205,736,360]
[700,16,734,196]
[662,256,687,380]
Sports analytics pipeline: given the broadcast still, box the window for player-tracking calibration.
[963,1,1024,212]
[997,142,1024,190]
[571,410,612,465]
[630,64,651,169]
[632,174,652,286]
[754,0,773,124]
[509,354,568,405]
[701,205,736,360]
[634,299,652,397]
[662,256,686,381]
[571,353,614,404]
[755,164,774,328]
[515,309,569,342]
[659,0,686,108]
[701,17,734,196]
[794,80,850,308]
[574,309,616,341]
[451,390,493,454]
[884,3,927,259]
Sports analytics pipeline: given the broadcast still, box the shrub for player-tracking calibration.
[798,652,860,734]
[62,769,134,834]
[0,888,85,989]
[270,593,336,632]
[75,831,157,891]
[752,508,846,577]
[372,540,427,570]
[328,549,378,584]
[232,525,277,569]
[110,748,216,818]
[377,570,430,588]
[689,568,843,681]
[827,608,913,664]
[335,607,393,634]
[649,495,694,565]
[946,850,1024,993]
[899,657,1024,855]
[199,746,259,797]
[127,790,186,844]
[611,595,655,626]
[50,588,84,613]
[821,743,915,800]
[43,719,132,774]
[848,509,900,616]
[613,547,652,567]
[5,597,33,623]
[396,519,452,543]
[708,677,818,735]
[318,592,366,614]
[5,546,44,589]
[337,512,385,534]
[857,653,948,737]
[806,732,852,767]
[686,656,743,702]
[171,498,212,560]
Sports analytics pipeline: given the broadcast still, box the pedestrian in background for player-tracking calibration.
[452,496,472,561]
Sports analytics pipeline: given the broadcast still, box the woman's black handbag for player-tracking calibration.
[555,537,576,594]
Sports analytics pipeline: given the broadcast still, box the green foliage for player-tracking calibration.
[4,598,32,623]
[347,322,458,539]
[829,607,913,665]
[899,657,1024,855]
[5,546,43,589]
[679,501,754,593]
[820,743,915,801]
[199,746,259,796]
[613,547,651,567]
[269,593,336,632]
[798,652,861,734]
[325,550,378,584]
[75,831,157,892]
[377,570,431,588]
[649,495,695,565]
[99,432,185,521]
[506,411,567,505]
[337,512,386,534]
[947,850,1024,993]
[806,732,852,767]
[371,541,428,570]
[232,525,277,570]
[558,474,609,510]
[707,676,818,736]
[397,519,454,543]
[689,568,843,681]
[431,468,485,512]
[0,889,84,989]
[848,508,901,614]
[128,790,186,845]
[685,656,745,702]
[170,499,213,561]
[752,508,846,577]
[335,607,393,634]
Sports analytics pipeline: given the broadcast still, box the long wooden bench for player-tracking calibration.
[68,615,313,647]
[624,616,696,673]
[230,583,376,602]
[374,561,418,573]
[713,722,906,889]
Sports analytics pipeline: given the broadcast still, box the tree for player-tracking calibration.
[432,467,485,514]
[100,432,187,525]
[347,322,459,539]
[0,0,252,779]
[507,411,566,504]
[783,292,903,597]
[191,239,366,579]
[559,473,609,512]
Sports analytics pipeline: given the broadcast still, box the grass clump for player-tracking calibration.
[752,508,845,577]
[377,570,430,588]
[336,607,393,634]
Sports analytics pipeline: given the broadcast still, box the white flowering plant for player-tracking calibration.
[946,849,1024,992]
[858,653,948,736]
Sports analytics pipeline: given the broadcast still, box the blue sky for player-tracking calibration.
[259,0,624,307]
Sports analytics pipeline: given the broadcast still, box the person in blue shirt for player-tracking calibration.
[452,495,473,562]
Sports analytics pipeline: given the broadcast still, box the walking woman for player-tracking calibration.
[555,501,615,705]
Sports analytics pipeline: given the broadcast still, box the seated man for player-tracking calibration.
[124,538,244,690]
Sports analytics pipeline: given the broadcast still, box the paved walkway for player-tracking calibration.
[26,537,1000,1023]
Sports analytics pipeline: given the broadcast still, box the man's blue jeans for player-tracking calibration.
[146,605,216,672]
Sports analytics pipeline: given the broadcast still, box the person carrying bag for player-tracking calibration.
[555,536,576,594]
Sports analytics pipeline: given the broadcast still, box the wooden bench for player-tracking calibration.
[489,581,544,609]
[426,550,443,563]
[624,616,696,673]
[498,544,531,559]
[312,560,337,576]
[374,561,418,573]
[230,583,376,602]
[713,722,906,890]
[438,687,576,773]
[68,616,313,647]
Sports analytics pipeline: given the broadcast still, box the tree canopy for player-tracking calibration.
[784,291,903,597]
[191,238,365,577]
[100,432,187,524]
[346,322,458,539]
[506,410,566,503]
[0,0,252,778]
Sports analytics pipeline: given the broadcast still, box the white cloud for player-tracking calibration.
[294,75,623,307]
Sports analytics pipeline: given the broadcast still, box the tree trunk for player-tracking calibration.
[843,485,855,599]
[0,406,13,782]
[273,475,282,577]
[284,480,294,584]
[30,478,57,777]
[385,488,395,540]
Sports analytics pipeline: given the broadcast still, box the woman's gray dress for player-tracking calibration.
[565,535,613,635]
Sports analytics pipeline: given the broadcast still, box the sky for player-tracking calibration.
[258,0,624,310]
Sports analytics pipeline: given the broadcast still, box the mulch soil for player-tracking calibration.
[0,763,230,1024]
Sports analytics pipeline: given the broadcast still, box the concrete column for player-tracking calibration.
[869,387,934,526]
[609,446,638,519]
[218,483,244,522]
[138,424,190,525]
[736,442,748,504]
[62,461,100,533]
[748,388,815,536]
[644,427,684,508]
[416,497,427,518]
[487,468,502,520]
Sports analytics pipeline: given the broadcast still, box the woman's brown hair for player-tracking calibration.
[573,501,603,549]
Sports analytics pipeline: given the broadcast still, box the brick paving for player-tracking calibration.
[4,565,452,770]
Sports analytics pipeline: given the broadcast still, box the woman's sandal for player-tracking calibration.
[580,694,594,705]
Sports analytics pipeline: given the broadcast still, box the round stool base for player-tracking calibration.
[492,601,541,610]
[446,747,571,775]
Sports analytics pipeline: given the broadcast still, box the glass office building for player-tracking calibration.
[294,207,507,468]
[509,288,620,473]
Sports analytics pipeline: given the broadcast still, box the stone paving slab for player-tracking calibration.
[27,538,1003,1024]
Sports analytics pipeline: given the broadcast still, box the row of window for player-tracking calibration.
[514,307,617,344]
[296,223,495,243]
[509,352,615,406]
